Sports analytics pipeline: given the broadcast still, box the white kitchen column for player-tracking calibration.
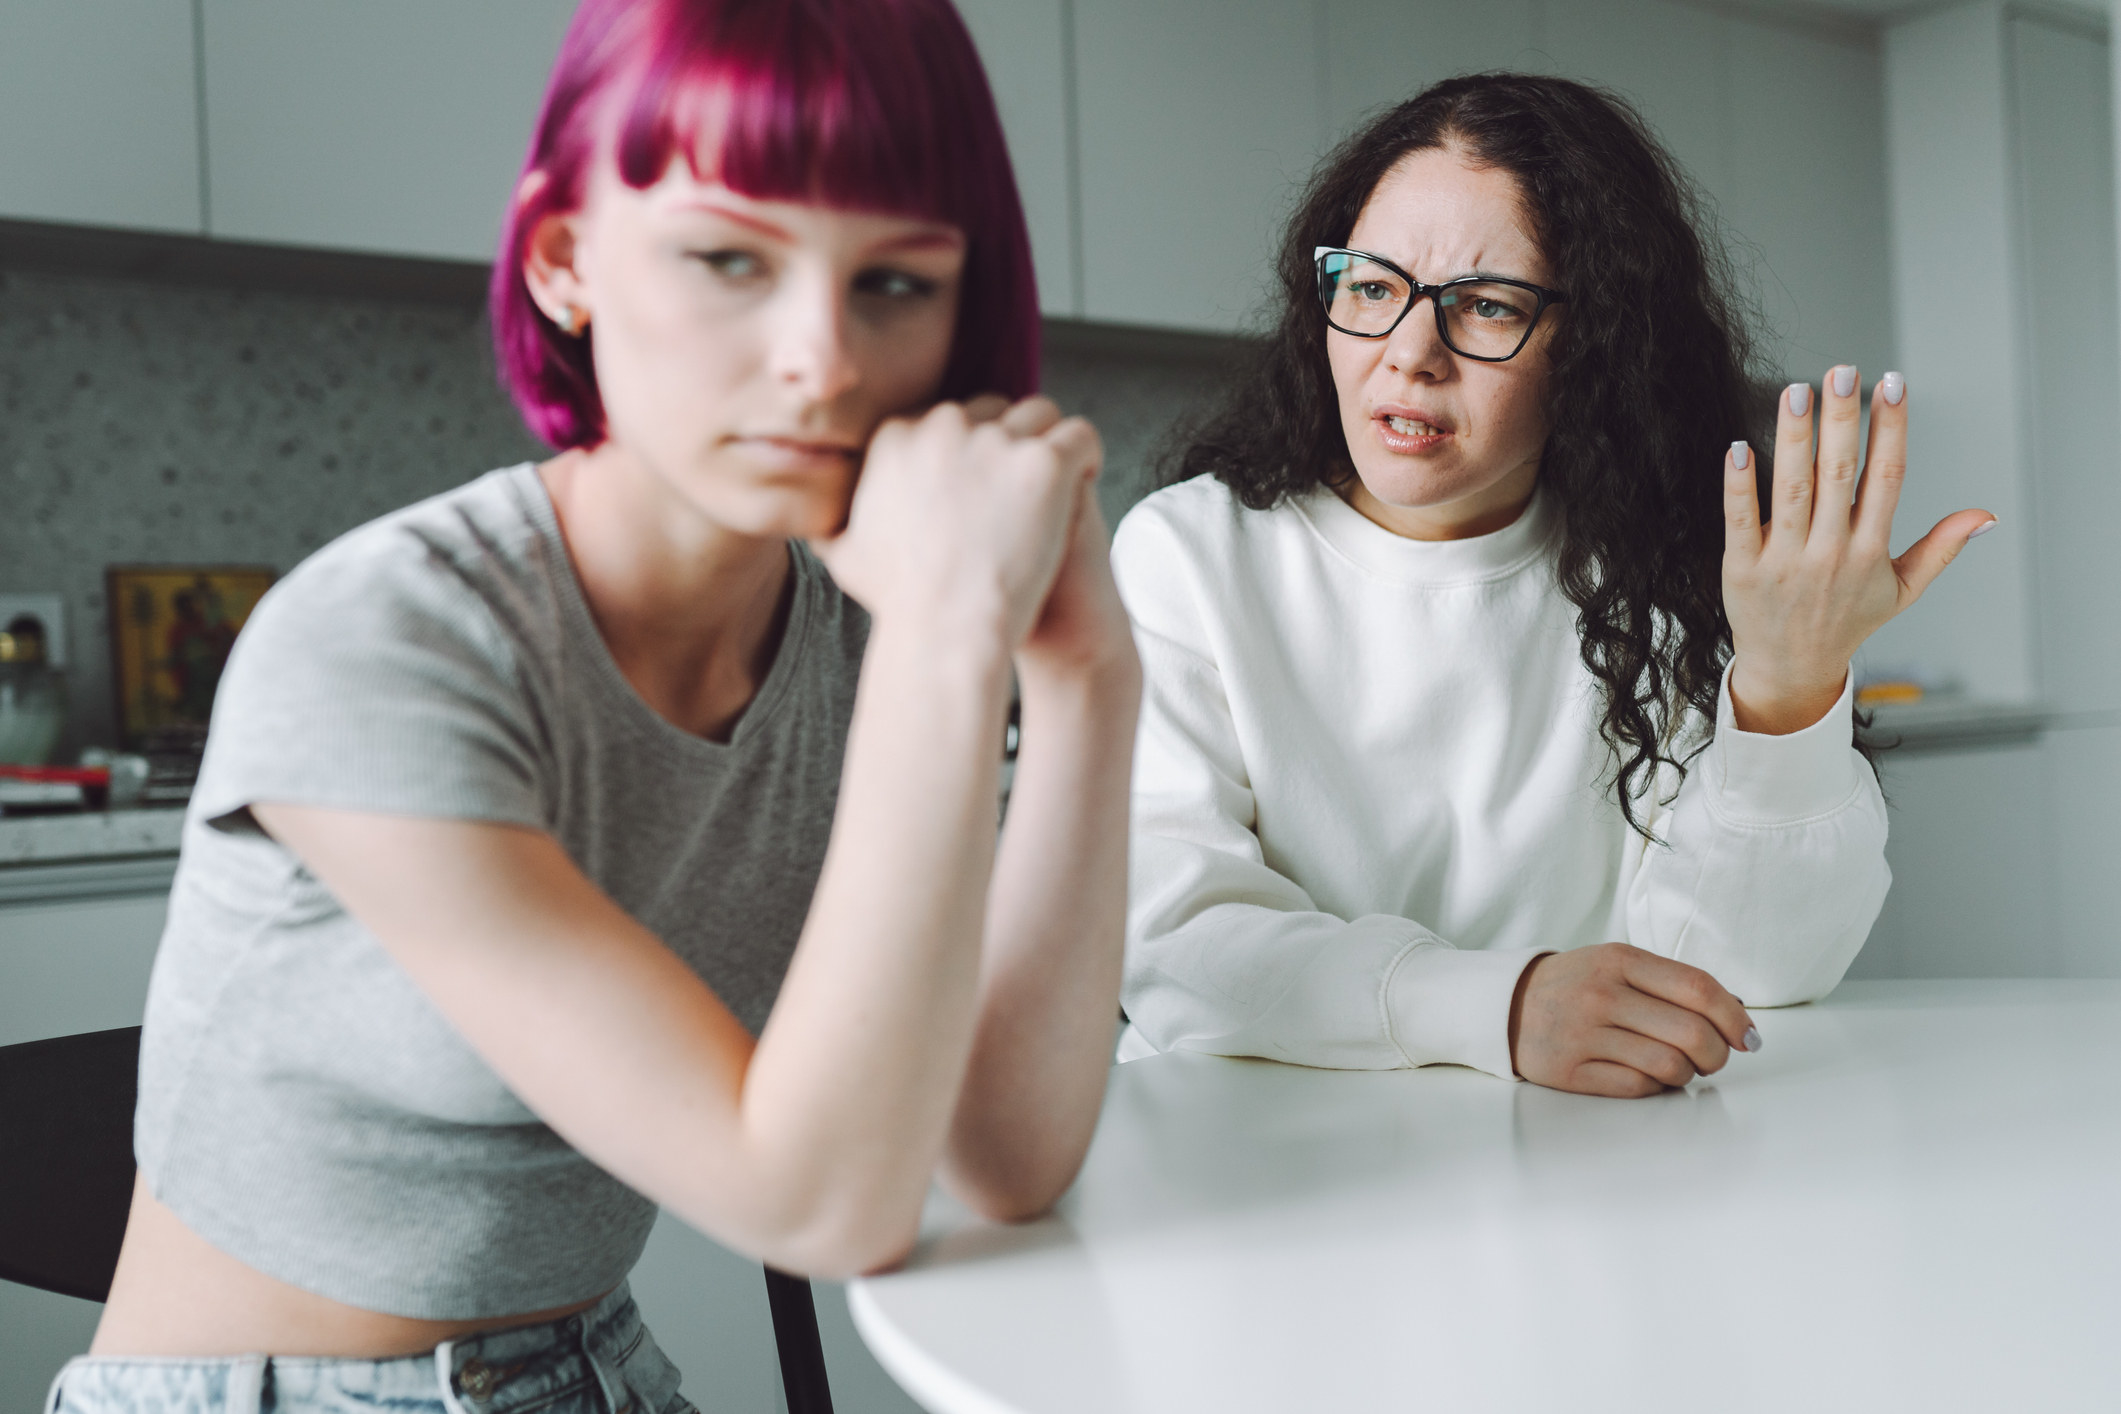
[1870,1,2037,705]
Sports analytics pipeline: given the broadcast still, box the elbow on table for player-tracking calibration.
[1733,980,1831,1010]
[942,1104,1101,1225]
[1714,950,1855,1011]
[694,1167,928,1279]
[748,1207,925,1282]
[947,1157,1083,1227]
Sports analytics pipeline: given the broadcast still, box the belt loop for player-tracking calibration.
[434,1340,474,1414]
[580,1311,626,1414]
[225,1356,269,1414]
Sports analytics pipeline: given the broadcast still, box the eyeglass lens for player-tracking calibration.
[1319,252,1543,359]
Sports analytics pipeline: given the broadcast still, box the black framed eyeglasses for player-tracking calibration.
[1314,246,1567,362]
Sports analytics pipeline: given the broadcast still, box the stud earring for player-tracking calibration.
[556,306,589,337]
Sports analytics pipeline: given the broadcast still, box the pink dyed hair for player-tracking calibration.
[492,0,1041,449]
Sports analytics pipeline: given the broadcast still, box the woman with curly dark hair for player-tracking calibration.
[1112,73,1991,1098]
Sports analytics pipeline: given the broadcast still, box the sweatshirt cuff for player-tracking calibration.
[1710,662,1861,825]
[1384,944,1548,1080]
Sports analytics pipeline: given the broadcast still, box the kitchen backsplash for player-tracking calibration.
[0,262,1231,755]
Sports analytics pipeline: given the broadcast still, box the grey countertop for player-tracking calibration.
[1865,698,2056,752]
[0,698,2066,904]
[0,808,185,904]
[0,806,185,865]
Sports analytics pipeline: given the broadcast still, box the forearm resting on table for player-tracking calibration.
[943,651,1139,1219]
[741,619,1015,1271]
[253,625,1017,1278]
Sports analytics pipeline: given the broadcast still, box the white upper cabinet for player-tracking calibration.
[0,0,1902,367]
[1329,1,1893,383]
[1723,18,1891,382]
[197,0,1083,305]
[1323,0,1539,143]
[2013,14,2120,715]
[0,2,203,234]
[201,0,577,262]
[1536,0,1732,204]
[1072,0,1325,333]
[954,0,1079,317]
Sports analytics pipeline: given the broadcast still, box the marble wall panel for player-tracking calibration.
[0,266,1229,755]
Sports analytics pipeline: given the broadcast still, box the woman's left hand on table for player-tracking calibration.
[1721,366,1995,734]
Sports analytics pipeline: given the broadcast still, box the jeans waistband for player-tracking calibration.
[46,1283,657,1414]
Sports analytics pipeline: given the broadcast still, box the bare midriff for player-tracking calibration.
[90,1176,606,1360]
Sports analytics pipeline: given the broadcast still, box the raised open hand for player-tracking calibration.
[1722,368,1996,734]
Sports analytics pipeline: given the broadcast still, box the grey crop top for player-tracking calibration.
[134,464,866,1318]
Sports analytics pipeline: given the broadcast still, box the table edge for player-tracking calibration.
[848,1277,1039,1414]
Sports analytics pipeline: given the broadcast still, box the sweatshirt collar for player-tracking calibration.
[1295,481,1557,586]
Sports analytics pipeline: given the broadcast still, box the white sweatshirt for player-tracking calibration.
[1110,476,1890,1079]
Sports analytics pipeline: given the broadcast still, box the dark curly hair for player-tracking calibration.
[1169,72,1777,836]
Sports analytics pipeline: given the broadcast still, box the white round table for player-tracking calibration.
[851,980,2121,1413]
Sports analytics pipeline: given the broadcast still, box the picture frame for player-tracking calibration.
[105,564,277,750]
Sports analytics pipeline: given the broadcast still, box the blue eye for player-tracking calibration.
[856,268,940,300]
[695,249,764,280]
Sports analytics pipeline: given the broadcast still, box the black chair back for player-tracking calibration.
[0,1026,140,1302]
[0,1026,834,1412]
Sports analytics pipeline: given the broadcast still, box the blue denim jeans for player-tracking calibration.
[43,1284,698,1414]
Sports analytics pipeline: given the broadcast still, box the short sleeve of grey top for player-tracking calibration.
[134,464,869,1320]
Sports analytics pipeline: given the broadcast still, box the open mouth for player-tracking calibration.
[1382,414,1449,438]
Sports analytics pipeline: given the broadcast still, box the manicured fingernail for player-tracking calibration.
[1729,440,1750,470]
[1881,371,1905,405]
[1969,518,1999,539]
[1787,383,1811,417]
[1831,365,1856,398]
[1742,1025,1763,1053]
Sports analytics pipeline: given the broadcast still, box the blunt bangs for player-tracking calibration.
[493,0,1040,450]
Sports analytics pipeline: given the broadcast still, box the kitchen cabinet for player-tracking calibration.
[196,0,1083,317]
[1328,3,1888,380]
[0,882,920,1413]
[2013,12,2121,978]
[955,0,1079,317]
[1072,0,1325,332]
[0,891,169,1414]
[200,0,578,261]
[1722,15,1893,382]
[0,0,1901,360]
[2017,12,2121,716]
[1851,740,2060,980]
[1865,9,2116,742]
[1853,721,2121,982]
[0,1281,99,1414]
[1538,0,1732,203]
[1323,0,1539,130]
[1091,0,1894,355]
[0,2,202,235]
[0,892,168,1048]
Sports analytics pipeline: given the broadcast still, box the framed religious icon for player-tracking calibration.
[106,564,276,750]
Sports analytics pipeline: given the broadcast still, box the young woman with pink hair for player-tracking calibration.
[57,2,1138,1410]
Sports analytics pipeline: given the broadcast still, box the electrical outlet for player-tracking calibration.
[0,594,68,669]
